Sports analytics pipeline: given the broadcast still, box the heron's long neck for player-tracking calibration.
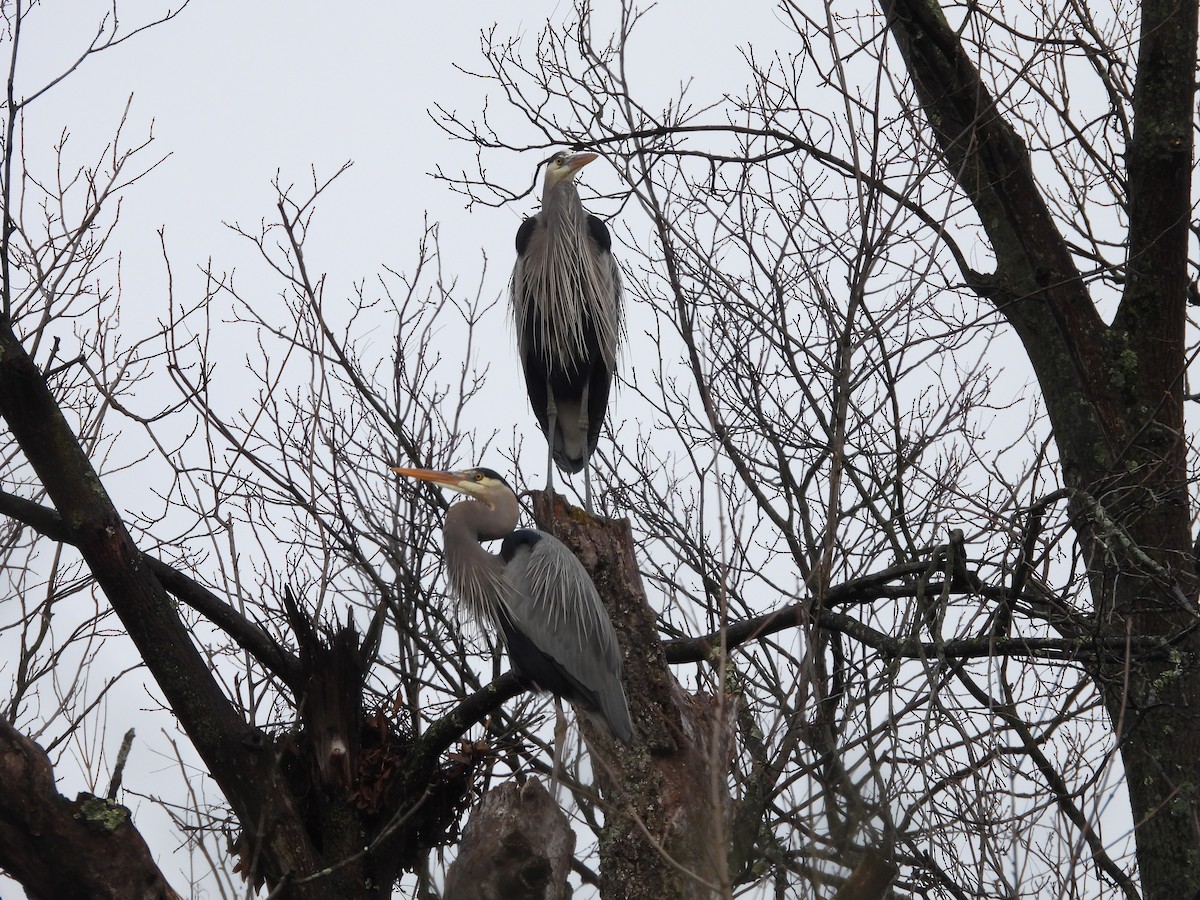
[442,495,518,624]
[542,184,592,270]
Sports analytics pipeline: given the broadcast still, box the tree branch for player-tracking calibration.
[879,0,1114,451]
[0,489,303,689]
[664,595,1167,665]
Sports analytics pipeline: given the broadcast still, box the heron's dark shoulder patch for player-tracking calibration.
[586,214,611,253]
[500,528,542,563]
[515,216,539,256]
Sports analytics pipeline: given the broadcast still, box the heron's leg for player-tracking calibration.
[550,697,567,801]
[583,455,593,514]
[544,384,557,496]
[579,378,593,514]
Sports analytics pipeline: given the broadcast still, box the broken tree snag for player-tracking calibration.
[282,588,366,791]
[531,491,736,900]
[0,717,181,900]
[442,778,574,900]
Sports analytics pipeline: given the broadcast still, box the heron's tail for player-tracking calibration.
[590,687,633,744]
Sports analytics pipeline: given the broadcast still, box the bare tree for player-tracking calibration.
[2,0,1197,898]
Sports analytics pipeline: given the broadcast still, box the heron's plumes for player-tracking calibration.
[512,180,622,377]
[520,538,610,645]
[445,534,509,626]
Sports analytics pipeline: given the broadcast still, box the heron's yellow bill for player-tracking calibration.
[392,466,463,488]
[563,151,598,173]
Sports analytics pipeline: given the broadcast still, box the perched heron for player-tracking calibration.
[393,464,633,743]
[510,150,622,513]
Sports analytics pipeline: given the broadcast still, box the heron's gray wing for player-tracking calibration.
[585,214,623,361]
[499,529,633,741]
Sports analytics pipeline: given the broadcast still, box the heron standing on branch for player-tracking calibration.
[393,464,633,743]
[511,150,622,513]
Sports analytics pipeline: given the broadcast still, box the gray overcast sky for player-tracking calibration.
[26,1,783,294]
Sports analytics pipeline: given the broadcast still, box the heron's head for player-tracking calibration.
[543,150,598,190]
[392,465,515,509]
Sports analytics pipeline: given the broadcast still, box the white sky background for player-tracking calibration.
[3,1,793,896]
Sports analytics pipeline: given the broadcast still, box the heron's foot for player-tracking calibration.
[550,699,568,802]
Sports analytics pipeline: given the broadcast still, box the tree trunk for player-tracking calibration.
[532,492,735,899]
[881,0,1200,894]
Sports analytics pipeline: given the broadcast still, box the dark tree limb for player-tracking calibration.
[0,717,180,900]
[879,0,1096,314]
[880,0,1116,462]
[879,3,1200,898]
[665,602,1170,666]
[408,673,524,775]
[0,316,324,896]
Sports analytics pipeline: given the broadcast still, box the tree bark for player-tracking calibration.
[832,851,897,900]
[0,717,180,900]
[443,778,574,900]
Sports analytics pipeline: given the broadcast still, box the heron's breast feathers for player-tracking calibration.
[513,210,621,375]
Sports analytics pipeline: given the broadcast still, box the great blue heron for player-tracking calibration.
[511,150,622,513]
[393,464,633,743]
